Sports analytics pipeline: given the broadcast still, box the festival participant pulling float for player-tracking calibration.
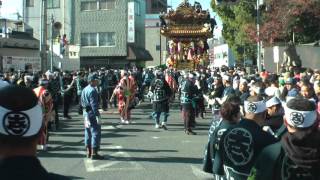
[160,0,216,70]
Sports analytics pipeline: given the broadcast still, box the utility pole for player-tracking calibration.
[159,28,162,66]
[40,0,47,71]
[256,0,262,72]
[50,14,54,72]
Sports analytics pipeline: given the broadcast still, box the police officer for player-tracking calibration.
[0,85,70,180]
[81,74,104,160]
[149,70,172,130]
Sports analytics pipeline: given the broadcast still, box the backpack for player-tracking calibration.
[153,79,166,102]
[180,80,191,103]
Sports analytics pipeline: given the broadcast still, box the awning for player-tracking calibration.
[127,45,153,61]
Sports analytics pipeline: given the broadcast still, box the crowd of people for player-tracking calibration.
[202,66,320,180]
[0,64,320,179]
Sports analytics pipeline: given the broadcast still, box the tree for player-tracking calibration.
[211,0,257,63]
[246,0,320,44]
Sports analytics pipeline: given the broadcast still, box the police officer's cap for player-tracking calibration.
[87,74,99,82]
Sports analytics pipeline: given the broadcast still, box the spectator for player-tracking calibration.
[0,85,70,179]
[249,98,320,180]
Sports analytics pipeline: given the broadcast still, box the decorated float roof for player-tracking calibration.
[160,0,214,39]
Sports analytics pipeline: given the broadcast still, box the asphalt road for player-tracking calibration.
[38,101,214,180]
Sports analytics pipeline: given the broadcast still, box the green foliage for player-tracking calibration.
[211,0,320,64]
[211,0,257,63]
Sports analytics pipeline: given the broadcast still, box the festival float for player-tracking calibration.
[160,0,215,70]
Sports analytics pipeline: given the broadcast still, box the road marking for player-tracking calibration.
[190,165,213,179]
[152,136,160,139]
[82,145,144,172]
[182,140,192,143]
[102,125,123,130]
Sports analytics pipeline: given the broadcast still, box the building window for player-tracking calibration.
[151,2,158,9]
[81,1,98,11]
[47,0,60,9]
[99,0,115,10]
[99,32,116,46]
[81,33,98,47]
[135,1,141,16]
[26,0,34,7]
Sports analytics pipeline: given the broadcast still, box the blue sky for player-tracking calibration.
[0,0,222,36]
[1,0,22,19]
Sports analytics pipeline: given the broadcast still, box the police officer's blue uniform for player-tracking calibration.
[81,74,104,160]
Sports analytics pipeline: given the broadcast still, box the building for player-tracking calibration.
[75,0,151,68]
[0,18,41,72]
[144,0,168,67]
[211,44,235,68]
[24,0,152,69]
[24,0,75,44]
[145,14,167,67]
[146,0,167,14]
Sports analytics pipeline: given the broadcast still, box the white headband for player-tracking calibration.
[244,100,266,114]
[284,106,317,128]
[0,104,43,137]
[266,96,281,108]
[250,86,261,95]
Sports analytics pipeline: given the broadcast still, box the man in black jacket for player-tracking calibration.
[180,73,199,135]
[149,70,172,130]
[0,85,70,180]
[248,97,320,180]
[217,95,277,180]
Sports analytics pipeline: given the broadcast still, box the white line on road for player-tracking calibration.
[102,125,123,130]
[81,145,144,172]
[152,136,160,139]
[182,140,192,143]
[191,165,214,180]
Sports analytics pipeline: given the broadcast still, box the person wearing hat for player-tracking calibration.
[0,85,70,179]
[149,70,172,129]
[81,73,104,160]
[180,73,199,135]
[222,75,235,97]
[284,77,299,97]
[264,96,284,134]
[248,98,320,180]
[34,78,53,151]
[216,95,277,180]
